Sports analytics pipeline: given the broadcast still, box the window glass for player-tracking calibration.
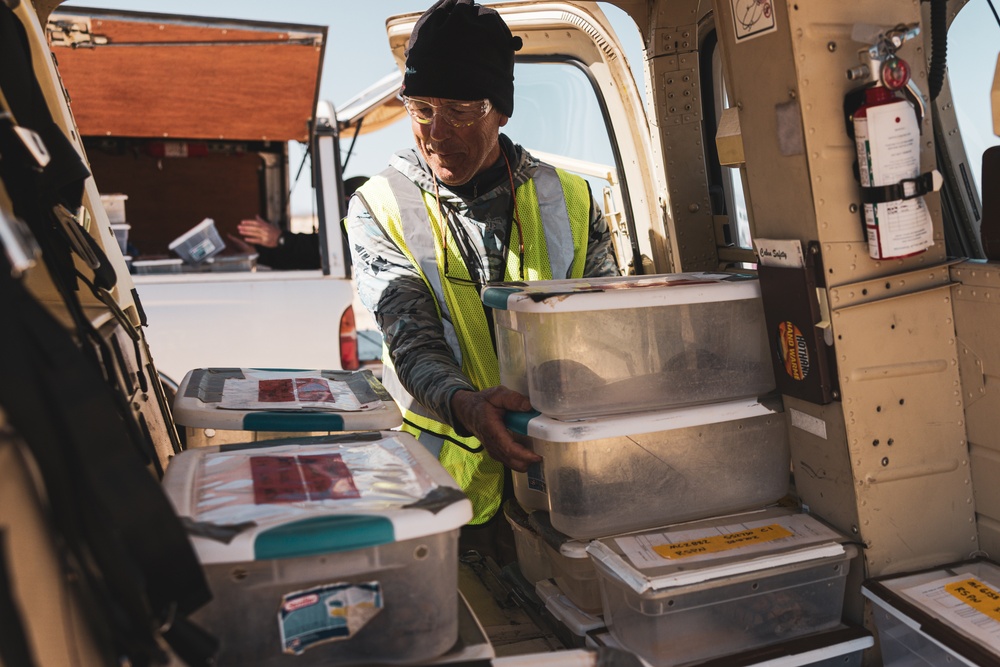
[505,61,618,197]
[949,0,1000,195]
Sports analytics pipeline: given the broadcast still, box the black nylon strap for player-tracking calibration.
[860,170,938,204]
[0,262,214,665]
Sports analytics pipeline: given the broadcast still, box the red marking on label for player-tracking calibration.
[295,378,336,403]
[251,454,359,504]
[258,378,295,402]
[283,594,320,612]
[777,320,810,381]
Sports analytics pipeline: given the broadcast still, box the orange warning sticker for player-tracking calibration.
[653,524,794,560]
[777,320,810,381]
[944,578,1000,623]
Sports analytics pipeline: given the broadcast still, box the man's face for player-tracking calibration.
[409,97,509,186]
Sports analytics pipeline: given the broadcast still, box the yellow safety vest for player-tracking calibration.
[358,161,590,524]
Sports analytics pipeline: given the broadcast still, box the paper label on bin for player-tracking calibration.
[899,574,1000,649]
[278,582,382,655]
[652,524,793,559]
[250,454,360,504]
[616,513,842,570]
[192,436,435,525]
[945,579,1000,623]
[218,371,382,412]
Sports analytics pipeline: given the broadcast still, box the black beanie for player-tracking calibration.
[403,0,523,118]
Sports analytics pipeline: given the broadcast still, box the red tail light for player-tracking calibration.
[339,306,360,370]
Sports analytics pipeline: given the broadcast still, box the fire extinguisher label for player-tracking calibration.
[776,320,810,381]
[855,99,933,260]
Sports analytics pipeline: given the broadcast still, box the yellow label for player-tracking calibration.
[945,578,1000,623]
[653,524,794,560]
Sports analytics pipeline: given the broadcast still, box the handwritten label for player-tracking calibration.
[945,578,1000,623]
[753,238,804,268]
[653,524,794,559]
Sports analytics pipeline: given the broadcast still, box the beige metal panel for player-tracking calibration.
[981,515,1000,560]
[646,2,717,271]
[951,261,1000,561]
[784,0,946,284]
[828,259,958,310]
[784,396,860,536]
[832,284,977,574]
[711,0,816,244]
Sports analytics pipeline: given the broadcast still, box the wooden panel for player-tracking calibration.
[50,12,324,141]
[87,148,263,256]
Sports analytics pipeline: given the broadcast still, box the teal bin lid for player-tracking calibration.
[255,515,395,559]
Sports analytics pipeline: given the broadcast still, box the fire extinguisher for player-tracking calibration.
[847,25,942,260]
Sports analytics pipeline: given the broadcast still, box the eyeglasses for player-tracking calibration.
[402,97,493,128]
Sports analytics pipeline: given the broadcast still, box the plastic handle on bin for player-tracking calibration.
[480,285,521,310]
[504,409,540,435]
[255,515,395,560]
[243,412,347,432]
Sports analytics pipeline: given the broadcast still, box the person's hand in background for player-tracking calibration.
[236,215,282,248]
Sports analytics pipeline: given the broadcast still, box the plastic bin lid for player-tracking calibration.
[535,579,605,635]
[168,217,219,250]
[481,272,760,313]
[161,431,472,564]
[529,512,589,559]
[172,368,402,431]
[505,395,782,441]
[587,624,872,667]
[861,558,1000,665]
[586,507,854,595]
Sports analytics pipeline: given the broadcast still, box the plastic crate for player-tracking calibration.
[162,432,472,666]
[862,558,1000,666]
[483,273,774,419]
[508,397,789,539]
[169,217,225,263]
[587,508,857,666]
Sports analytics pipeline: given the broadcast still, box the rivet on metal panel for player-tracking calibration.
[887,438,894,446]
[851,525,859,534]
[205,428,216,438]
[899,399,904,405]
[849,203,859,214]
[872,439,879,446]
[881,457,889,466]
[832,390,840,399]
[828,41,837,52]
[876,405,881,412]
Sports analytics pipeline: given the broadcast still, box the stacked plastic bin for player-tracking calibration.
[162,368,493,665]
[862,558,1000,665]
[484,273,865,666]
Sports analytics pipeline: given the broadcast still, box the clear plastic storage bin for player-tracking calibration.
[162,432,472,666]
[586,509,857,667]
[862,559,1000,666]
[111,223,130,254]
[99,192,127,222]
[530,511,602,613]
[172,368,402,447]
[535,579,605,648]
[508,397,789,539]
[483,273,774,419]
[169,217,225,263]
[503,500,553,584]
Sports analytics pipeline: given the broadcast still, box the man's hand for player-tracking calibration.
[237,215,282,248]
[451,386,541,472]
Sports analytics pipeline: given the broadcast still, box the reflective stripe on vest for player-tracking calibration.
[358,162,590,524]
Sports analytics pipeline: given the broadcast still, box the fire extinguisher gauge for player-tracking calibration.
[880,55,910,91]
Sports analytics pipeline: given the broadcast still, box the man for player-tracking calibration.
[346,0,618,553]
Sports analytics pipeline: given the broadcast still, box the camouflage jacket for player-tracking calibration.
[345,136,619,430]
